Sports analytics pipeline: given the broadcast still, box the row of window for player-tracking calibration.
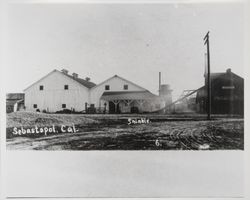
[39,84,128,91]
[39,85,69,90]
[105,84,128,90]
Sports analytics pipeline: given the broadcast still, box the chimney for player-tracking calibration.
[85,77,90,82]
[72,73,78,79]
[61,69,68,74]
[226,68,231,74]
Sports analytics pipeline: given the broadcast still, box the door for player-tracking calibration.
[109,101,120,114]
[109,101,115,114]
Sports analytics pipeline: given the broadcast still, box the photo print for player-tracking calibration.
[5,2,244,151]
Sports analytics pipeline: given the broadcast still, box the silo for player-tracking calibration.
[159,84,172,104]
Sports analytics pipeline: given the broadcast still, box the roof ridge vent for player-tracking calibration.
[72,72,78,79]
[226,68,231,74]
[61,69,69,74]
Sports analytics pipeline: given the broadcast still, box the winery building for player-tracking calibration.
[24,69,172,113]
[196,68,244,115]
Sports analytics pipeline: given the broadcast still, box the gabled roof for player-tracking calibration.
[90,74,149,92]
[101,91,158,101]
[205,70,243,81]
[6,93,24,100]
[210,73,224,80]
[198,70,243,93]
[64,73,96,89]
[24,69,96,91]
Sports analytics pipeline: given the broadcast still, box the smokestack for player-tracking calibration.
[159,72,161,95]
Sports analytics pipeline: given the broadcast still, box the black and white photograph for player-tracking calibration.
[5,1,244,151]
[1,0,249,199]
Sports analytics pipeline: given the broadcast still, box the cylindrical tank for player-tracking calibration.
[159,84,171,96]
[159,84,172,105]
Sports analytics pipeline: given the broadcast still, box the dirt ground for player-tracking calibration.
[6,113,244,150]
[7,111,99,127]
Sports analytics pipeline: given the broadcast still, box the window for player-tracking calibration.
[62,104,66,109]
[105,85,110,90]
[33,104,37,108]
[64,85,69,90]
[39,85,44,90]
[124,84,128,90]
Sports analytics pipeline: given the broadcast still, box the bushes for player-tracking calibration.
[131,106,139,113]
[55,109,82,114]
[56,109,73,114]
[86,107,96,114]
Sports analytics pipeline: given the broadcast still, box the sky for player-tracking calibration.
[5,2,244,100]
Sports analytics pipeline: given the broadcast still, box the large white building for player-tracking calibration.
[24,69,172,113]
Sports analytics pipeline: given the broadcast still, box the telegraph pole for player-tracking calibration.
[204,31,211,120]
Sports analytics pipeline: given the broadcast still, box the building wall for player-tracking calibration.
[6,105,14,113]
[90,76,146,109]
[211,74,244,115]
[25,71,90,112]
[115,98,163,114]
[14,102,25,112]
[24,72,167,113]
[196,72,244,115]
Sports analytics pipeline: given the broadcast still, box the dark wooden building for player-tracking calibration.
[6,93,25,113]
[196,68,244,115]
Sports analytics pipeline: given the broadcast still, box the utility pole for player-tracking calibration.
[159,72,161,95]
[204,31,211,120]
